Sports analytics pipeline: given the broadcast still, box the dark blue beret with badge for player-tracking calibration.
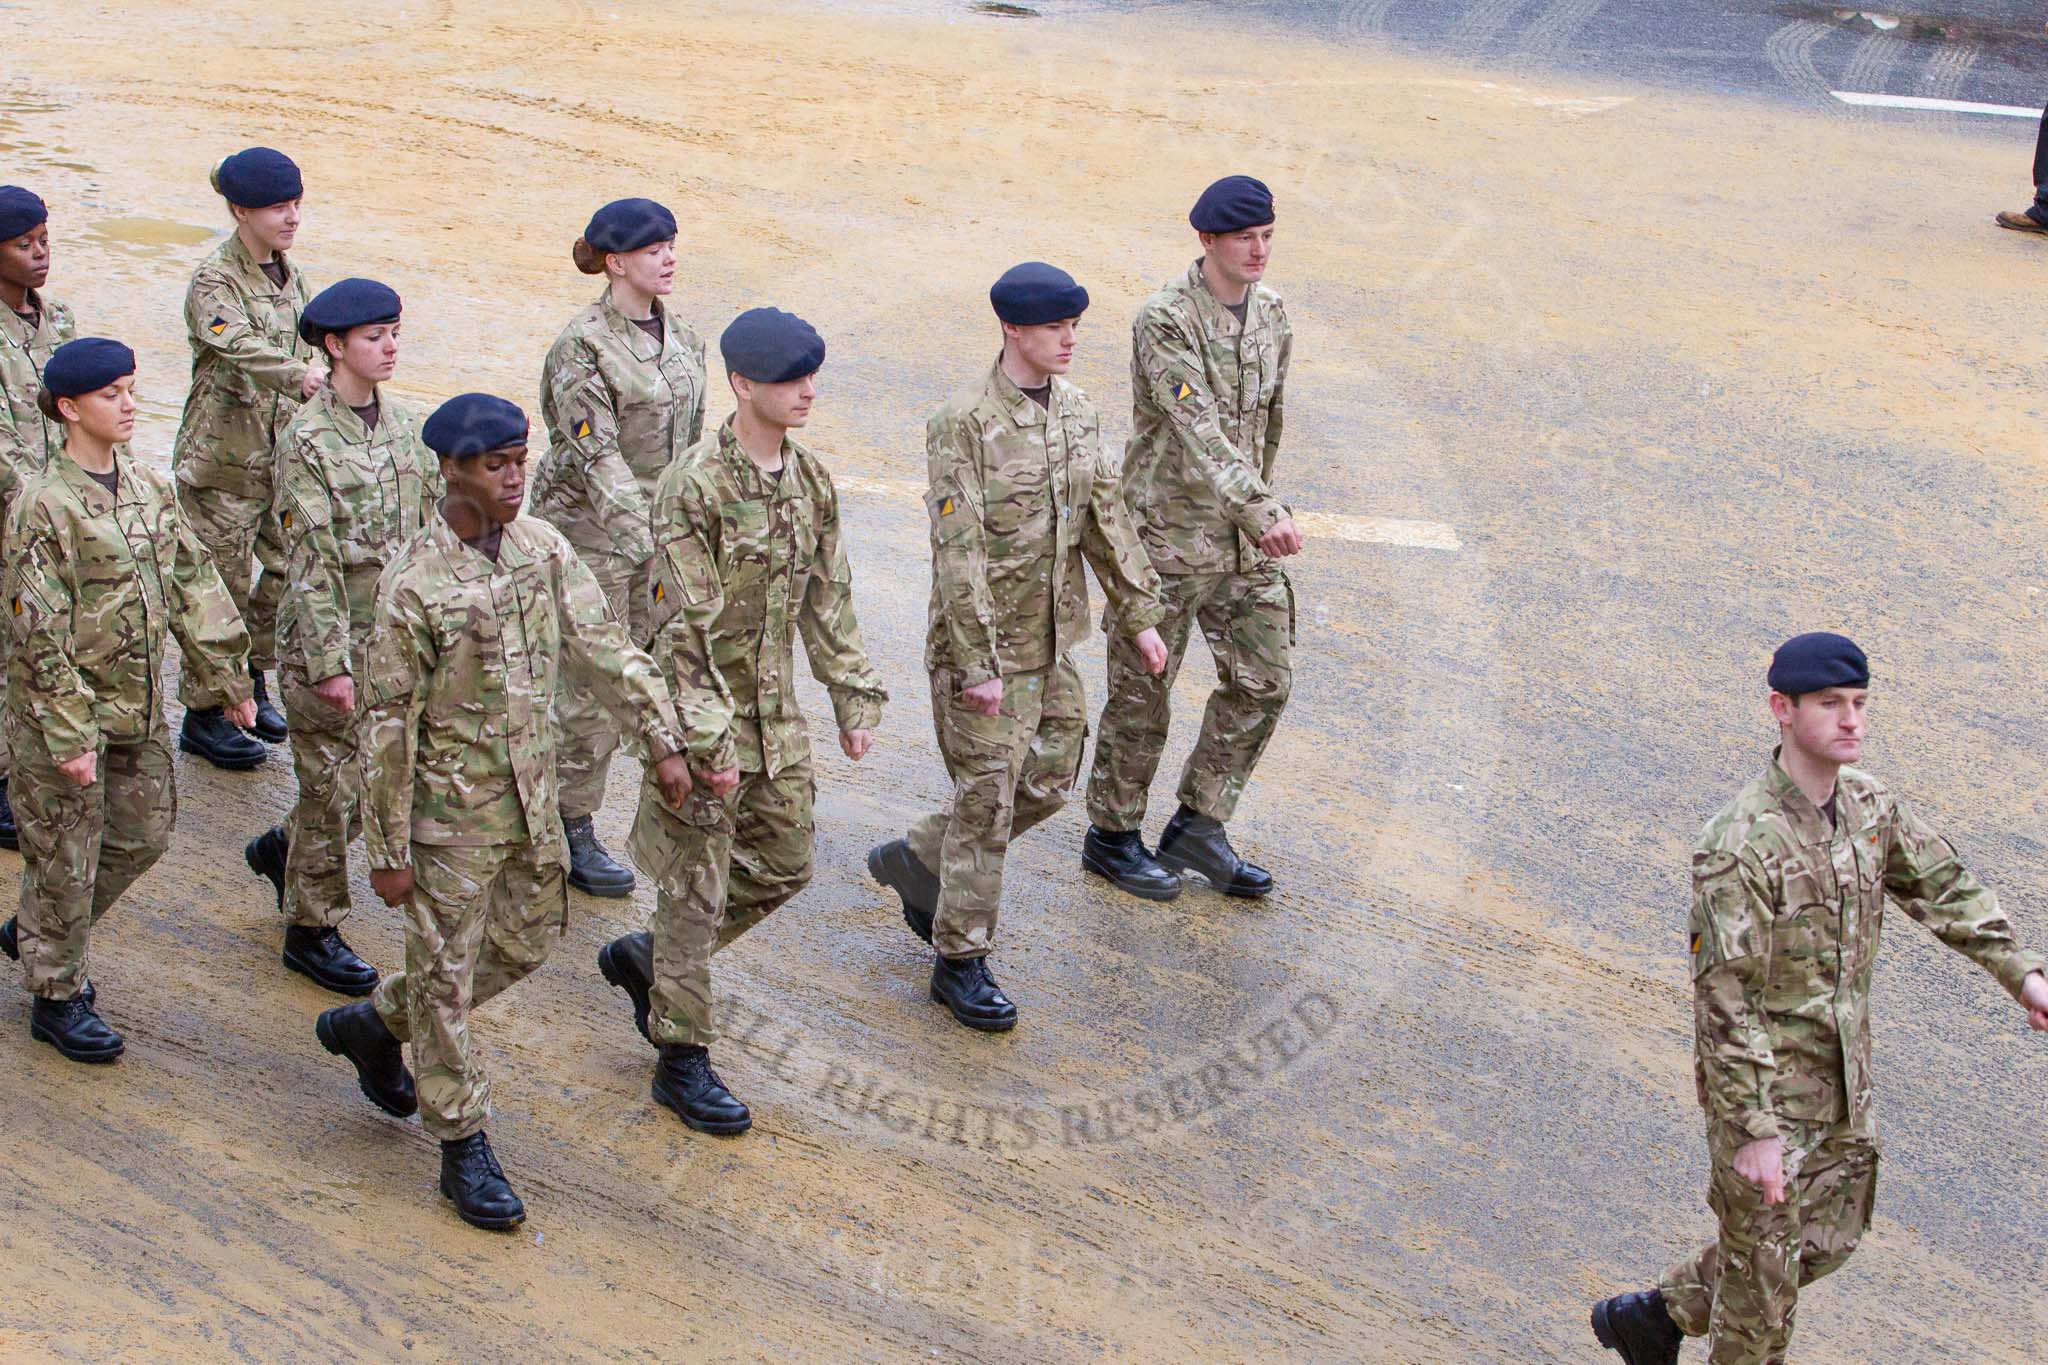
[989,262,1089,326]
[299,278,402,345]
[1767,632,1870,695]
[583,197,677,256]
[213,147,303,209]
[422,393,528,459]
[1189,174,1276,233]
[720,307,826,383]
[0,186,48,242]
[43,337,137,398]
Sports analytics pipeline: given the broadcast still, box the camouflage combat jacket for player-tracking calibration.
[171,234,315,500]
[360,515,684,870]
[529,290,706,568]
[273,386,440,683]
[1122,260,1292,576]
[5,452,252,762]
[1690,755,2046,1141]
[649,421,886,777]
[925,361,1166,687]
[0,292,76,526]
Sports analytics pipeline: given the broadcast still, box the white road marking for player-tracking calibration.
[1829,90,2039,118]
[836,475,1462,553]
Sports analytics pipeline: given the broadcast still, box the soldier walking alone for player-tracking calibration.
[1084,175,1300,902]
[870,263,1167,1032]
[1591,633,2048,1365]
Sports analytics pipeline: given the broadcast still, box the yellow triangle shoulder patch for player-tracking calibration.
[940,497,954,517]
[1690,932,1701,955]
[208,316,228,336]
[575,417,592,440]
[653,580,664,603]
[1173,379,1194,402]
[280,508,292,531]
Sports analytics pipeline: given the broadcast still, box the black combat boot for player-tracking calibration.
[1156,804,1273,898]
[1591,1287,1683,1365]
[0,918,91,1004]
[564,814,634,897]
[248,666,287,743]
[652,1043,752,1135]
[246,824,288,910]
[867,838,937,944]
[29,993,124,1063]
[930,954,1018,1032]
[439,1132,525,1230]
[0,778,17,851]
[315,1000,417,1117]
[597,933,655,1043]
[283,924,379,996]
[1082,826,1183,901]
[179,705,268,770]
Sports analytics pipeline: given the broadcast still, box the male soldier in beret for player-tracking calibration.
[1592,633,2048,1365]
[870,263,1167,1031]
[1084,174,1300,903]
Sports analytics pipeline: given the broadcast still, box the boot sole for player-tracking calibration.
[1155,850,1272,899]
[29,1018,123,1063]
[1080,851,1183,902]
[652,1076,753,1136]
[178,737,267,771]
[439,1182,526,1231]
[595,942,653,1043]
[567,874,634,899]
[1588,1301,1660,1365]
[315,1012,418,1118]
[867,847,935,943]
[254,726,288,744]
[929,986,1018,1033]
[284,950,379,998]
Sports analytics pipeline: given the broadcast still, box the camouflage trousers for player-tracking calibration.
[556,550,650,821]
[1086,562,1293,831]
[11,723,176,1000]
[280,668,364,929]
[0,626,12,784]
[176,481,283,704]
[1659,1121,1880,1364]
[619,759,815,1046]
[371,841,569,1142]
[907,659,1086,960]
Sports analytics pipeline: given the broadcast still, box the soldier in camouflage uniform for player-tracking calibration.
[172,146,323,771]
[0,186,76,850]
[1592,634,2048,1365]
[314,392,690,1231]
[0,339,256,1064]
[1084,175,1300,902]
[243,279,440,997]
[595,307,885,1134]
[529,197,705,898]
[870,264,1167,1032]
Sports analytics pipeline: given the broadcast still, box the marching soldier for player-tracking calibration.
[1083,174,1299,902]
[314,393,690,1231]
[244,279,438,996]
[0,339,256,1061]
[0,185,76,850]
[1591,633,2048,1365]
[595,307,885,1133]
[172,146,324,770]
[530,197,707,898]
[870,264,1167,1032]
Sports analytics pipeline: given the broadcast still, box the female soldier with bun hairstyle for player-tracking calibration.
[171,146,323,771]
[0,339,255,1063]
[528,197,705,897]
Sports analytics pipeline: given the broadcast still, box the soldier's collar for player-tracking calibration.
[599,288,666,361]
[1765,748,1845,837]
[1,287,42,341]
[1186,257,1255,332]
[987,357,1049,428]
[225,232,291,291]
[717,420,801,499]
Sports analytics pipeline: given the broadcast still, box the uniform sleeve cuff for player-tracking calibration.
[1996,953,2048,1001]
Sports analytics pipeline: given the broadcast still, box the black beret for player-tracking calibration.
[989,262,1089,326]
[1189,174,1275,233]
[299,278,402,345]
[213,147,303,208]
[422,393,528,459]
[584,198,677,256]
[720,307,826,383]
[1767,632,1870,696]
[0,186,47,242]
[43,338,136,398]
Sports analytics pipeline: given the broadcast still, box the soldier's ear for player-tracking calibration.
[54,393,80,425]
